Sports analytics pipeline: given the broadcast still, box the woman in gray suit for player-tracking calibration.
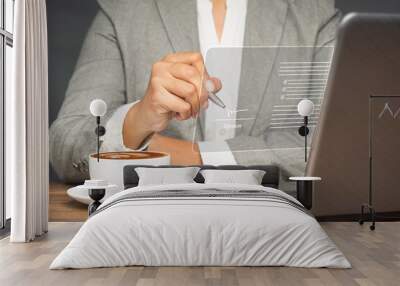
[50,0,340,183]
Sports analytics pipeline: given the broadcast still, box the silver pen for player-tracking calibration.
[206,80,226,109]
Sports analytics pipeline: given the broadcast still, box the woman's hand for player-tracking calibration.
[123,52,221,149]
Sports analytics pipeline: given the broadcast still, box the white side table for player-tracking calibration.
[289,177,322,210]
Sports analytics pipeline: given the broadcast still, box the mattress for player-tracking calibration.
[50,183,350,269]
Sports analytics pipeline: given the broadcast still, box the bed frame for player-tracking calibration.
[123,165,280,189]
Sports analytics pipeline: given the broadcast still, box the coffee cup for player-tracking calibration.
[89,151,170,190]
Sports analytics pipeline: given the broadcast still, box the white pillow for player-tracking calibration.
[136,167,200,186]
[200,169,266,185]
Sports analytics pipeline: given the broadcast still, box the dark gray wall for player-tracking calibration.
[336,0,400,14]
[47,0,400,181]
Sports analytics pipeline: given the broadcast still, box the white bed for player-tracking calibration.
[50,183,350,269]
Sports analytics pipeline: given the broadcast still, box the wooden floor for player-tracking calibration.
[1,222,400,286]
[49,183,88,221]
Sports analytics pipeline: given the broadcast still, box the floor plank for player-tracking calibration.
[1,222,400,286]
[49,183,87,222]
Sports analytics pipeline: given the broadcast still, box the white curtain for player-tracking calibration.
[8,0,49,242]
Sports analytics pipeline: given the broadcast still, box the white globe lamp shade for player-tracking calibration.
[90,99,107,117]
[297,99,314,117]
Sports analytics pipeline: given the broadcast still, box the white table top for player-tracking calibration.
[67,185,120,205]
[289,177,322,181]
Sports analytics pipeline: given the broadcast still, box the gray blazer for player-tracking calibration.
[50,0,341,183]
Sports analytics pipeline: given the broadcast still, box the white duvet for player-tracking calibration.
[50,183,350,269]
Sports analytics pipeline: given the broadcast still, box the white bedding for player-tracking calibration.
[50,183,350,269]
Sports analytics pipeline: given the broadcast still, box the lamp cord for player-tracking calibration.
[304,116,308,163]
[96,116,100,162]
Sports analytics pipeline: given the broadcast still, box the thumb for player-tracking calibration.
[206,77,222,93]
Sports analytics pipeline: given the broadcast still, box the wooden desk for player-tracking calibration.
[49,183,88,222]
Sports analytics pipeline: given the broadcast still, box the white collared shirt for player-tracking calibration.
[102,0,248,165]
[197,0,247,164]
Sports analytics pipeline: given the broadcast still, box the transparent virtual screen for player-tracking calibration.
[193,46,334,175]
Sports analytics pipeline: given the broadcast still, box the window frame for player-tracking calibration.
[0,0,13,231]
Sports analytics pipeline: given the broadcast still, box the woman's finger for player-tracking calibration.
[156,87,193,120]
[168,63,203,114]
[207,77,222,93]
[159,76,200,117]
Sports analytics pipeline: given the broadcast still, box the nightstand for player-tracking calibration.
[289,177,321,210]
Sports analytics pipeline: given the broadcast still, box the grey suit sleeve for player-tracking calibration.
[49,10,126,183]
[226,4,341,182]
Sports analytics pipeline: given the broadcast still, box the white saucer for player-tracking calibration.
[67,184,120,205]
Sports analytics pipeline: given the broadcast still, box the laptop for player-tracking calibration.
[308,13,400,216]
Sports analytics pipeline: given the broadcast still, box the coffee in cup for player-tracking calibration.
[89,151,170,190]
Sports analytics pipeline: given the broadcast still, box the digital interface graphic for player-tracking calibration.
[189,47,335,177]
